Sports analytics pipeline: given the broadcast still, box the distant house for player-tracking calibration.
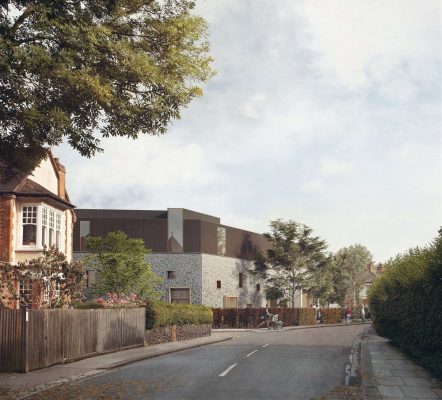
[359,263,383,305]
[74,208,277,308]
[0,151,75,309]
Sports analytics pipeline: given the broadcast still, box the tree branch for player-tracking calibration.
[9,5,35,36]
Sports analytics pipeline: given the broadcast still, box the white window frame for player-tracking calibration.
[17,203,65,252]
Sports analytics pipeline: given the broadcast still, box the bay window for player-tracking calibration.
[19,204,65,251]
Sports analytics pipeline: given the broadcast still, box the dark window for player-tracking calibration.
[170,288,190,304]
[239,273,243,288]
[256,283,261,292]
[23,224,37,246]
[217,280,221,289]
[167,271,176,279]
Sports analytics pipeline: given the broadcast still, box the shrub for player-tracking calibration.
[368,231,442,378]
[321,308,342,324]
[72,300,104,309]
[146,302,213,329]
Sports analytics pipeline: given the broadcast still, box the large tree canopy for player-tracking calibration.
[333,244,373,305]
[254,219,329,308]
[84,231,162,300]
[0,0,214,179]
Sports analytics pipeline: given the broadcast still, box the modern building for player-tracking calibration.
[0,151,75,308]
[74,208,270,308]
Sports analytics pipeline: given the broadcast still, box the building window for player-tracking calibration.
[216,280,221,289]
[170,288,190,304]
[19,279,33,308]
[42,207,48,247]
[167,271,176,279]
[55,213,61,249]
[217,227,226,256]
[49,209,55,246]
[239,273,243,288]
[22,206,37,245]
[223,296,238,308]
[256,283,261,292]
[19,205,64,251]
[79,220,90,251]
[53,281,61,299]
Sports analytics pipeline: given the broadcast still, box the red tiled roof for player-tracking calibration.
[1,178,75,209]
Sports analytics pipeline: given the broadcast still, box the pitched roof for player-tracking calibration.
[362,270,377,283]
[1,178,75,209]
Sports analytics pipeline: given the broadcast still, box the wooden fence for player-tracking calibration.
[0,308,145,372]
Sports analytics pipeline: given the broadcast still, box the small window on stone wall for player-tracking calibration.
[256,283,261,292]
[239,272,243,288]
[216,280,221,289]
[167,271,176,279]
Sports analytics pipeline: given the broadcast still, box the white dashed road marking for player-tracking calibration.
[245,350,258,358]
[219,363,238,377]
[262,343,269,348]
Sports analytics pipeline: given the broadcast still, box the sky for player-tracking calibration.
[55,0,441,263]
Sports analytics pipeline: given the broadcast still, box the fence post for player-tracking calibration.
[23,308,29,373]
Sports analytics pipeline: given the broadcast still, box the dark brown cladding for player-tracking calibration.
[73,208,270,259]
[75,209,167,220]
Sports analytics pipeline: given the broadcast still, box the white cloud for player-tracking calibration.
[390,143,418,161]
[295,0,440,94]
[320,158,354,176]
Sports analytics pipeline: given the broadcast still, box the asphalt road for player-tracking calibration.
[28,325,365,400]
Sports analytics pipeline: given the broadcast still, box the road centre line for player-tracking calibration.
[219,363,238,377]
[262,343,269,348]
[245,350,258,357]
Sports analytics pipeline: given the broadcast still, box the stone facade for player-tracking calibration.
[146,253,265,308]
[201,254,265,308]
[148,253,203,304]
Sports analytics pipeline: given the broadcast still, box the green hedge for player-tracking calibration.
[146,302,213,329]
[368,231,442,378]
[212,307,316,328]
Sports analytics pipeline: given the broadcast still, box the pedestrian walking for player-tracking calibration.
[361,305,366,323]
[345,306,353,324]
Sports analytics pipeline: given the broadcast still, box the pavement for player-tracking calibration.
[1,323,440,400]
[0,331,235,400]
[360,326,441,400]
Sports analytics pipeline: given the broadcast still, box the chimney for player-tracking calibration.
[54,158,66,199]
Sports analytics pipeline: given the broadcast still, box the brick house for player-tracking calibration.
[0,151,75,309]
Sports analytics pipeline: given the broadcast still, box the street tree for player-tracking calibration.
[334,244,373,305]
[254,219,328,308]
[85,231,162,300]
[0,0,214,180]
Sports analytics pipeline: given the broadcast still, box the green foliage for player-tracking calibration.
[146,301,213,329]
[333,244,373,306]
[72,300,104,309]
[84,231,162,301]
[254,219,328,308]
[0,0,214,180]
[0,247,85,308]
[368,230,442,378]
